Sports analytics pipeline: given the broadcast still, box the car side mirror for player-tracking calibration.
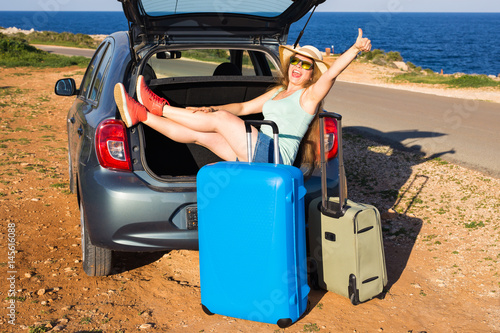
[55,78,79,96]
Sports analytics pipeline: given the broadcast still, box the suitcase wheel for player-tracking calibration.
[201,304,214,316]
[348,274,360,305]
[277,318,293,328]
[350,293,360,306]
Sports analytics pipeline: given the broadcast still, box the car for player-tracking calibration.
[55,0,339,276]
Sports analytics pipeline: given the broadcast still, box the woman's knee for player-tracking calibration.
[213,109,234,121]
[212,110,242,129]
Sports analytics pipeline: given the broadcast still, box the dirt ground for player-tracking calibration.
[0,65,499,333]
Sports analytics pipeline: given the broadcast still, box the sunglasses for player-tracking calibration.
[290,56,314,70]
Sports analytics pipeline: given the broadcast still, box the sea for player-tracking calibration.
[1,11,499,75]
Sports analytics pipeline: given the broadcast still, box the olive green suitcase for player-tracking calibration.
[308,112,387,304]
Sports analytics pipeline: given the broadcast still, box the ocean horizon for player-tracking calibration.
[1,11,499,75]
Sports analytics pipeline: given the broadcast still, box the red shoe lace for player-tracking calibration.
[144,81,170,106]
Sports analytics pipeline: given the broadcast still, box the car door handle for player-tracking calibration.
[77,127,83,136]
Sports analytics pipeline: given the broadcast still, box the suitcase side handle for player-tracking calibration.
[244,120,280,164]
[319,112,347,217]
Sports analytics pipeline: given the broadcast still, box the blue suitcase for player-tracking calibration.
[197,120,309,328]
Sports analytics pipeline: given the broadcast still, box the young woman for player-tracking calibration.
[114,29,371,166]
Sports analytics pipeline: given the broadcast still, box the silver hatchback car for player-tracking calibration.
[55,0,338,276]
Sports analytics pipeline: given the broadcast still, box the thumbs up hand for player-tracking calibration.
[354,28,372,52]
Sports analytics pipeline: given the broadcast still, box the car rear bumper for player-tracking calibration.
[79,166,198,252]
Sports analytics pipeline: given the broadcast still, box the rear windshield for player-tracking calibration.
[145,48,280,79]
[140,0,294,17]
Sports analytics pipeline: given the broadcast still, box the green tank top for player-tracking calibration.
[261,88,314,165]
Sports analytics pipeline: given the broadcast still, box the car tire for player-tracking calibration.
[80,201,113,276]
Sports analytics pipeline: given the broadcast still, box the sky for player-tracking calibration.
[1,0,499,12]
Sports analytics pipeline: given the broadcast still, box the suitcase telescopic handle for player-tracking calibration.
[319,112,347,217]
[244,120,280,164]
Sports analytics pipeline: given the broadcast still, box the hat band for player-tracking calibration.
[298,49,319,60]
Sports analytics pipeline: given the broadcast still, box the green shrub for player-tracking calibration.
[182,49,229,63]
[371,54,387,66]
[392,72,500,88]
[0,34,39,53]
[406,61,417,70]
[386,51,403,62]
[23,31,99,48]
[448,74,499,88]
[360,49,403,68]
[360,48,384,61]
[0,33,89,68]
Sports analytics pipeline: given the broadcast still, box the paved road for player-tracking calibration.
[34,44,96,58]
[39,45,500,177]
[325,82,500,178]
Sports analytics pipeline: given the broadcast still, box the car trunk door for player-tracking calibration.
[119,0,325,47]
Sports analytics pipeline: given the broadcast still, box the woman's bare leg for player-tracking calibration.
[114,81,259,161]
[154,106,258,161]
[143,113,258,162]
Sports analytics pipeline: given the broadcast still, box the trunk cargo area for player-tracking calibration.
[138,76,275,178]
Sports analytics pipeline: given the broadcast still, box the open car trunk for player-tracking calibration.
[137,76,275,179]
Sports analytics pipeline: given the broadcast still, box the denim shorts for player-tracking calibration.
[252,132,284,164]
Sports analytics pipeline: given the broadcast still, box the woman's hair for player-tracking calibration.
[275,55,323,168]
[296,102,322,167]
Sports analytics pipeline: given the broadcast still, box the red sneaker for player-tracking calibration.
[136,75,170,116]
[114,83,148,128]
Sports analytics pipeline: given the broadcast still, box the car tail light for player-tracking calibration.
[95,119,132,171]
[317,117,338,161]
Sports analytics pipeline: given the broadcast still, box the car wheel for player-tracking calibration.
[80,201,113,276]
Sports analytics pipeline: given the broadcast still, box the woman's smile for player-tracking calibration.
[291,68,302,78]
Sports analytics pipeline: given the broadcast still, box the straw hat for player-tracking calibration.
[279,45,329,75]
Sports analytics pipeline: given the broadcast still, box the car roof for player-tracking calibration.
[120,0,324,43]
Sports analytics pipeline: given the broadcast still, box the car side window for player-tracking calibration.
[89,42,113,102]
[79,43,108,99]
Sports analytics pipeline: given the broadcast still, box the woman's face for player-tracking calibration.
[288,54,314,86]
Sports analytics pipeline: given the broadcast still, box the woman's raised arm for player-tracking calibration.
[307,28,371,104]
